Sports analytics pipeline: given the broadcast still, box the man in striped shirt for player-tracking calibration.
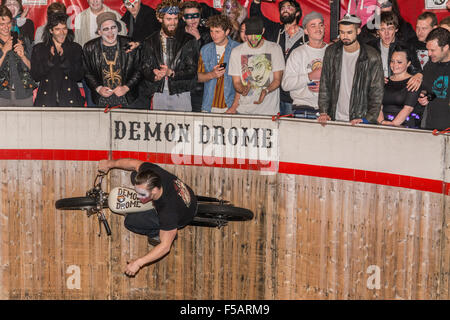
[197,15,240,113]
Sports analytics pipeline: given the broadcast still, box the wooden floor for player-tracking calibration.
[0,160,448,299]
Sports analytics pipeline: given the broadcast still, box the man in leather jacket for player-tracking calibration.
[82,12,141,108]
[139,0,199,111]
[318,15,384,125]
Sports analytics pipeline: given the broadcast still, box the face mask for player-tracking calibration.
[247,34,262,48]
[135,187,151,203]
[124,0,138,8]
[183,13,200,20]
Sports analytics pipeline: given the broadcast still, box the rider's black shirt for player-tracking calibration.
[138,162,197,230]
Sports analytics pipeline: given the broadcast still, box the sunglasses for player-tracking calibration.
[183,13,200,20]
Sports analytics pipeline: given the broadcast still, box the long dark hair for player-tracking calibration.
[42,12,73,46]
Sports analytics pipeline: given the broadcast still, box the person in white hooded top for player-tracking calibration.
[282,11,327,117]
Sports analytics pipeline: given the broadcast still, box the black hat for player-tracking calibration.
[245,16,264,35]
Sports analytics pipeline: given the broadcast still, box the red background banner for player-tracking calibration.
[25,0,448,43]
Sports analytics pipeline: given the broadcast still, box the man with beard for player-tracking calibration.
[140,0,199,111]
[250,0,305,115]
[82,12,141,108]
[318,15,384,125]
[31,12,84,107]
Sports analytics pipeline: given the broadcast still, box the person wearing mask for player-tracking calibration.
[250,0,305,115]
[180,1,211,112]
[228,16,285,115]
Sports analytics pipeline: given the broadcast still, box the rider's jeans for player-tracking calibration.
[124,209,160,238]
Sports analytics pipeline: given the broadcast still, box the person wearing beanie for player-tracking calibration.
[228,16,285,115]
[282,12,328,118]
[250,0,305,115]
[82,11,142,109]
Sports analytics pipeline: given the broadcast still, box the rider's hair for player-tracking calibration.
[135,169,162,190]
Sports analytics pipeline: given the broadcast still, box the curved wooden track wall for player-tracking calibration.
[0,108,448,300]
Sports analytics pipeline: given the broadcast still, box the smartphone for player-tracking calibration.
[12,32,18,47]
[220,62,227,69]
[307,81,317,86]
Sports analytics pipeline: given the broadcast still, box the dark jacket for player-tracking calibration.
[82,35,142,105]
[121,4,160,43]
[250,1,306,103]
[359,17,417,45]
[0,32,36,100]
[31,39,85,107]
[408,39,429,74]
[140,28,199,97]
[318,41,384,123]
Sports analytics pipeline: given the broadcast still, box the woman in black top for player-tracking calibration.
[378,47,419,127]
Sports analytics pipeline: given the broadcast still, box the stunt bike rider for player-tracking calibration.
[98,158,197,276]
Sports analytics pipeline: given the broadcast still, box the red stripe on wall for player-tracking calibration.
[278,161,447,195]
[0,148,447,196]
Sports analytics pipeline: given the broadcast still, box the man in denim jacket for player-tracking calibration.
[197,14,240,113]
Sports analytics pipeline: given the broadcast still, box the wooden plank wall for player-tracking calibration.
[0,160,448,299]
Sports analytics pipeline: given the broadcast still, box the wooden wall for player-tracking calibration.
[0,159,448,299]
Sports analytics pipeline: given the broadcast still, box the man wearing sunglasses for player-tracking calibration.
[121,0,160,43]
[180,1,212,112]
[140,0,199,111]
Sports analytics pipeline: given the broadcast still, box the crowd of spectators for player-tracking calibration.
[0,0,448,131]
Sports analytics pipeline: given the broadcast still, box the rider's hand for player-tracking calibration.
[98,159,111,173]
[125,259,142,277]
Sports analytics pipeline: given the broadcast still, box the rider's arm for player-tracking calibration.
[99,158,143,173]
[125,229,177,276]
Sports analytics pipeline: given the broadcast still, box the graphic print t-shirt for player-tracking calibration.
[138,162,197,230]
[228,40,285,115]
[421,61,450,130]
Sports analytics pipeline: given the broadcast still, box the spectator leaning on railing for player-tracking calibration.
[0,5,35,107]
[228,16,285,115]
[377,45,419,127]
[31,12,85,107]
[318,15,384,126]
[282,11,327,119]
[82,12,141,109]
[197,14,240,114]
[418,27,450,131]
[250,0,305,116]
